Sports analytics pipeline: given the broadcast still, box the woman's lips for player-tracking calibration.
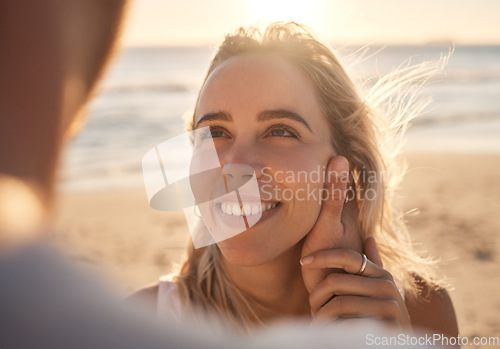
[210,201,282,231]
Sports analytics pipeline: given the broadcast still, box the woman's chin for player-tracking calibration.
[216,230,303,267]
[216,235,279,266]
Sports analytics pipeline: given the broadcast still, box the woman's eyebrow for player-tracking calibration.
[196,111,232,128]
[195,109,313,132]
[258,109,313,132]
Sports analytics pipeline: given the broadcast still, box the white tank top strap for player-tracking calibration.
[157,276,183,321]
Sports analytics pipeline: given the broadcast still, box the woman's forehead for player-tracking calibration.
[195,53,323,123]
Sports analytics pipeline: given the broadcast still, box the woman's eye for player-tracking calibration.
[210,129,225,138]
[199,126,227,140]
[270,129,290,137]
[195,126,227,145]
[267,125,299,138]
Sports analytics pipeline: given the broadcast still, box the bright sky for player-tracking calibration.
[121,0,500,47]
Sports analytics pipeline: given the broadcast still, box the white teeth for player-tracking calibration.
[232,204,241,216]
[243,204,251,216]
[219,202,278,216]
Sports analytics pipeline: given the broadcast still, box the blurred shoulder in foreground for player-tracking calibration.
[406,275,459,338]
[126,283,160,314]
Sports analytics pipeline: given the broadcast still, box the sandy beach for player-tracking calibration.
[53,153,500,341]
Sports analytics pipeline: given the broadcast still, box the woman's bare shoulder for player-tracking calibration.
[405,276,459,338]
[124,283,159,313]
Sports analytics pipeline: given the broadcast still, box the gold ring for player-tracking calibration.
[357,253,367,275]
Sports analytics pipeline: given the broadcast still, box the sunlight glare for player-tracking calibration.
[250,0,323,26]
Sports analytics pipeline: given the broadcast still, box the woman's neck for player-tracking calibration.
[221,243,310,320]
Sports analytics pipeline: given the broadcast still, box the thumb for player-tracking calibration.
[320,155,350,222]
[312,155,350,235]
[363,237,383,268]
[301,156,350,257]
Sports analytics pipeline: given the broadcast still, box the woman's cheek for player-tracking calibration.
[291,180,323,227]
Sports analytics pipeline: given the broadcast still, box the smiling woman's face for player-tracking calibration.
[194,53,335,265]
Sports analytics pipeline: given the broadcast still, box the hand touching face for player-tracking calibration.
[301,156,362,290]
[300,157,411,330]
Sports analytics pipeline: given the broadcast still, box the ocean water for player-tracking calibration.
[59,45,500,191]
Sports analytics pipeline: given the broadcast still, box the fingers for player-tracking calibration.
[308,273,400,313]
[303,247,411,330]
[300,156,350,258]
[301,248,391,279]
[364,237,383,268]
[312,295,402,323]
[299,156,356,295]
[317,156,350,227]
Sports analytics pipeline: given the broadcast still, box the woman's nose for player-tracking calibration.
[223,163,256,192]
[219,141,263,191]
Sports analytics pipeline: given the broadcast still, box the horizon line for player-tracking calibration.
[121,41,500,49]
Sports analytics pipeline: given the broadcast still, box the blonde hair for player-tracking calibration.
[172,22,445,332]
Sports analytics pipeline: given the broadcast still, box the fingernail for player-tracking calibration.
[300,256,314,265]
